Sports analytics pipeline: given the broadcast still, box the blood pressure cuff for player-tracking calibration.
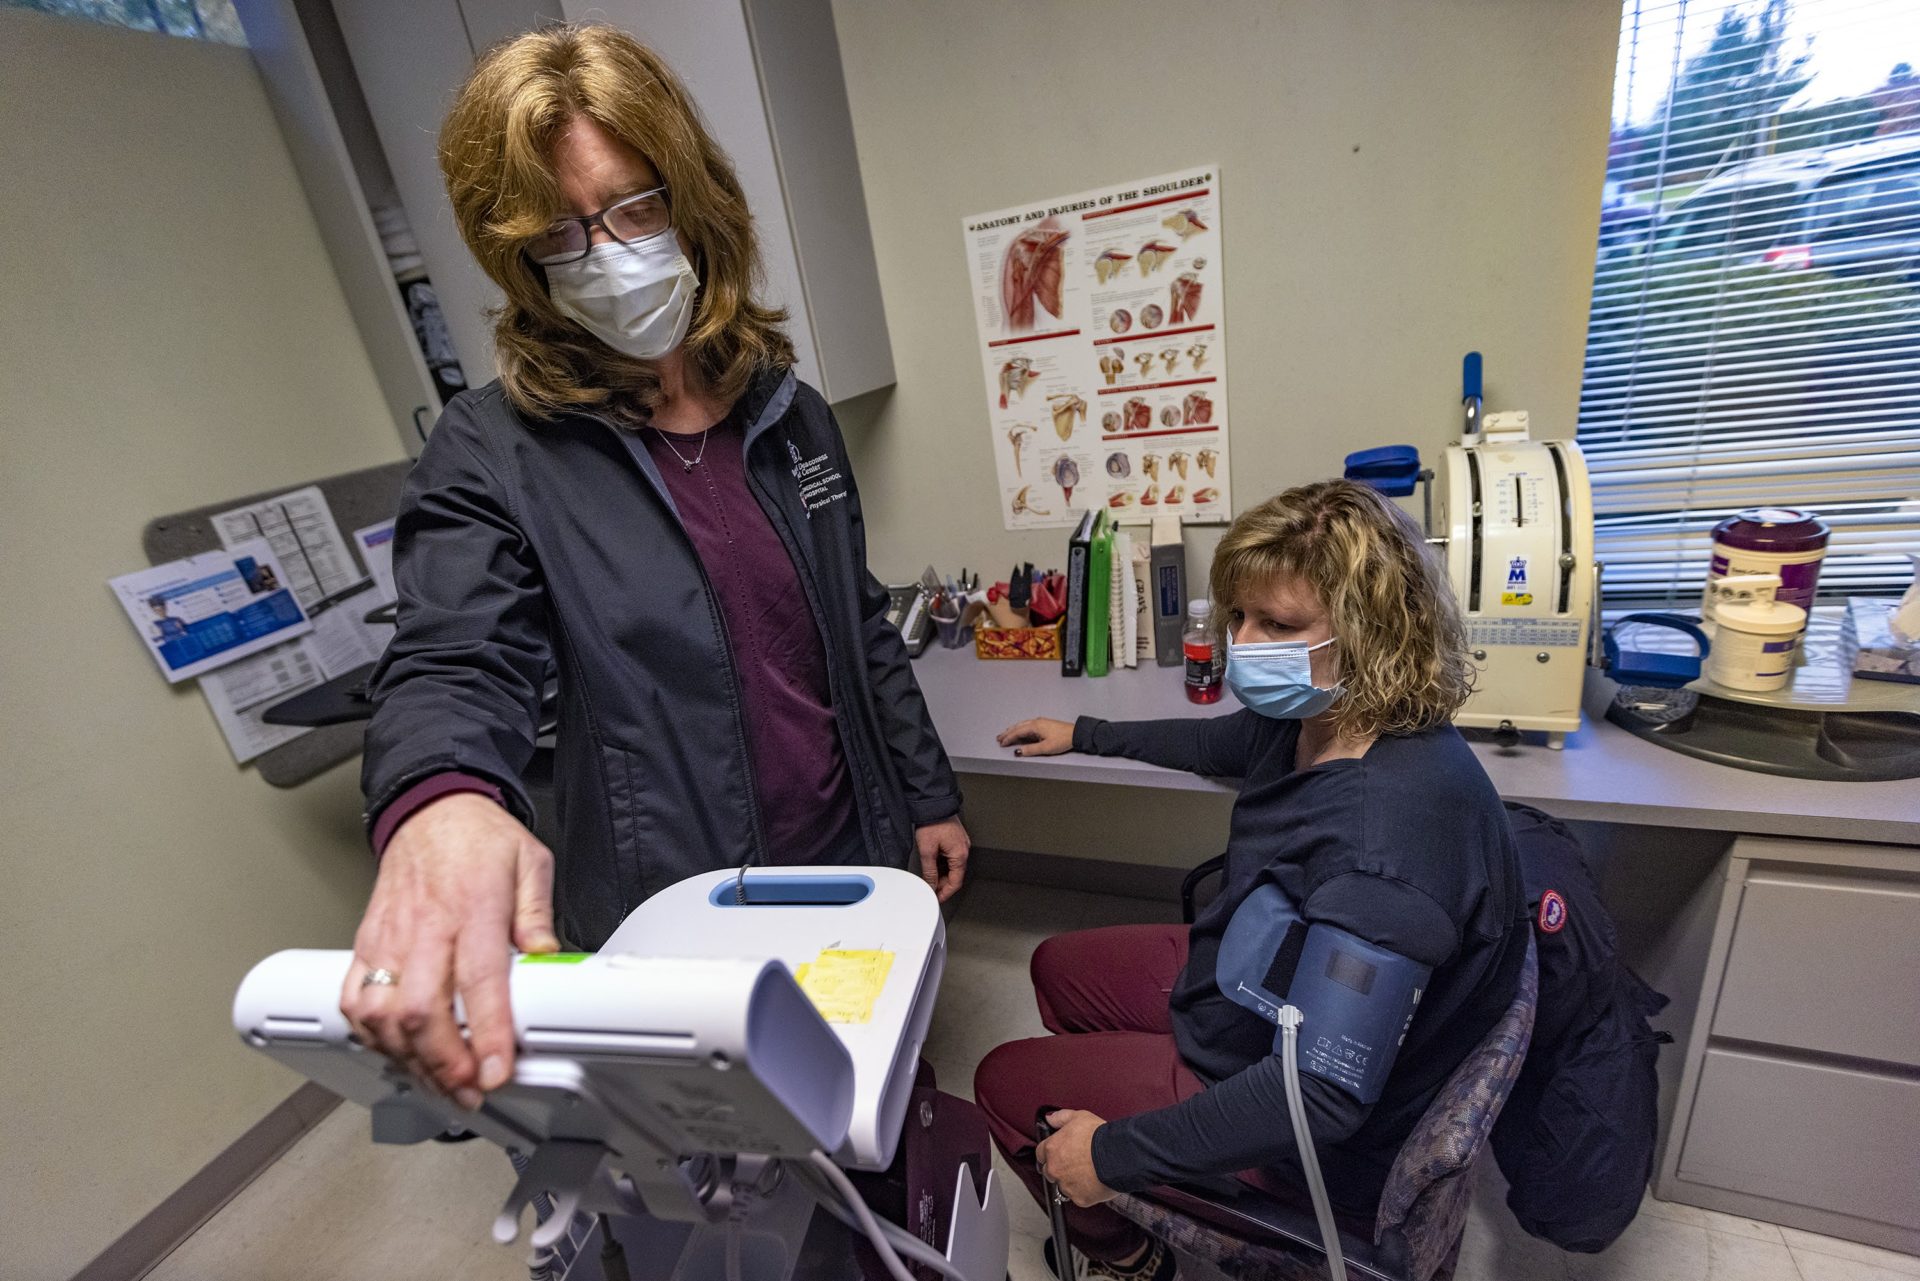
[1216,882,1430,1104]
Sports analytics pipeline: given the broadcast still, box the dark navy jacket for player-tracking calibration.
[361,367,960,949]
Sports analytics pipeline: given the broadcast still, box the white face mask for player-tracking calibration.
[543,234,699,360]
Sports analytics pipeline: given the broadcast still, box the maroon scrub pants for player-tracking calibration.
[971,924,1204,1263]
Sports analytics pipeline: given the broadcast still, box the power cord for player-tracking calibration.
[795,1150,975,1281]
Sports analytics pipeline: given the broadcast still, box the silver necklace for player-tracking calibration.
[655,426,711,472]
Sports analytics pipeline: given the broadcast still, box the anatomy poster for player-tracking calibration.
[964,165,1231,531]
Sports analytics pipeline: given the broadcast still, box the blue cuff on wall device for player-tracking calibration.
[1341,445,1423,497]
[1603,612,1710,689]
[1216,883,1430,1105]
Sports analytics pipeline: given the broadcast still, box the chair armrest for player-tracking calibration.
[1181,854,1228,924]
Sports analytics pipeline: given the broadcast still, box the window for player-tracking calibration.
[3,0,245,45]
[1580,0,1920,605]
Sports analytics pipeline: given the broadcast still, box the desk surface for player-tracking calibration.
[910,645,1920,846]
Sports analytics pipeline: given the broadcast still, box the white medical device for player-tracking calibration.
[1347,353,1598,747]
[1433,408,1597,748]
[233,867,1009,1281]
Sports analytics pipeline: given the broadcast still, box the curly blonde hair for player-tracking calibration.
[1209,479,1474,739]
[438,24,794,425]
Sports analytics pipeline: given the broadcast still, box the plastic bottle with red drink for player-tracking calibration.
[1183,599,1223,704]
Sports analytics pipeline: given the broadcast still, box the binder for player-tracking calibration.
[1086,512,1114,677]
[1061,510,1097,676]
[1150,515,1187,667]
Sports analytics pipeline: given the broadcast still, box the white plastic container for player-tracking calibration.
[1706,597,1808,692]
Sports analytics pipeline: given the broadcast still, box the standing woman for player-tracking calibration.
[342,25,968,1110]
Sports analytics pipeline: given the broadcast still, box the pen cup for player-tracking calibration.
[932,608,968,649]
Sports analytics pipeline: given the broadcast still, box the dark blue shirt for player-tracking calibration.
[1075,710,1527,1212]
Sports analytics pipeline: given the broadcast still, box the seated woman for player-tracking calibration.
[978,479,1528,1281]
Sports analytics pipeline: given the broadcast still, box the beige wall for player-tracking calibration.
[830,0,1621,864]
[831,0,1619,583]
[0,12,400,1276]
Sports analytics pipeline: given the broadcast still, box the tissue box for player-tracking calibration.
[1845,597,1920,684]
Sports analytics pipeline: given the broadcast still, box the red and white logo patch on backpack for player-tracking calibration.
[1539,889,1568,934]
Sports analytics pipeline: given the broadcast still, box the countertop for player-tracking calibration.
[910,644,1920,846]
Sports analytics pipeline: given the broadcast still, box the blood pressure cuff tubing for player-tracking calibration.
[1217,882,1431,1104]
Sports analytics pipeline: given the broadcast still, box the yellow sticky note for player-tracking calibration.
[793,949,895,1024]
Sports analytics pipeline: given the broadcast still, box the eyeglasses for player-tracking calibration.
[526,186,672,265]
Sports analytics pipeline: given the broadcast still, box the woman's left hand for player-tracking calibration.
[1037,1109,1118,1208]
[914,816,971,901]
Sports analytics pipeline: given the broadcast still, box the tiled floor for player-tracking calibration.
[149,880,1919,1281]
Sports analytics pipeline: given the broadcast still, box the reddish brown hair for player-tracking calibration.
[439,24,793,424]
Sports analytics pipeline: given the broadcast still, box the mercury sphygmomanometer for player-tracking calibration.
[1217,882,1434,1281]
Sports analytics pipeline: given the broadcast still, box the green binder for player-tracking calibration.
[1085,510,1113,677]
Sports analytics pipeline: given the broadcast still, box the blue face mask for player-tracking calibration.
[1226,636,1341,719]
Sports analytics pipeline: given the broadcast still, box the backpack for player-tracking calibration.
[1489,803,1673,1253]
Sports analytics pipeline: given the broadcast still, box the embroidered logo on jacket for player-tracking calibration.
[789,439,848,516]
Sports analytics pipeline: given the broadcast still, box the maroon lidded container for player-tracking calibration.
[1703,507,1830,619]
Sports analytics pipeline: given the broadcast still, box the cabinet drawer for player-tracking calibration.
[1713,871,1920,1068]
[1680,1047,1920,1230]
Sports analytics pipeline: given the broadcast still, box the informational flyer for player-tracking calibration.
[213,485,363,612]
[963,165,1232,531]
[199,642,322,763]
[352,519,398,604]
[195,576,393,765]
[109,540,312,683]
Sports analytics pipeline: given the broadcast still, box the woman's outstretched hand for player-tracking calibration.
[339,794,559,1110]
[996,717,1076,757]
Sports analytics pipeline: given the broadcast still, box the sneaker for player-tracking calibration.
[1044,1234,1177,1280]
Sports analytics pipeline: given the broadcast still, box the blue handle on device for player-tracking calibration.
[1343,445,1424,497]
[708,874,875,907]
[1604,613,1711,689]
[1462,352,1483,401]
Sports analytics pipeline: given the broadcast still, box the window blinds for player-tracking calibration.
[1579,0,1920,603]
